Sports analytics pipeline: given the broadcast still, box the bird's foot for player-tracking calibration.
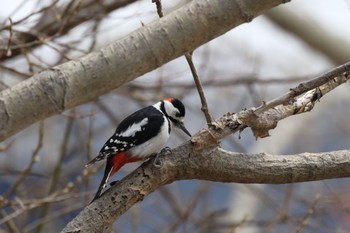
[161,146,172,155]
[153,147,172,168]
[153,154,161,168]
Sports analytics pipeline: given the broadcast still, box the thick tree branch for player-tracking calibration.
[61,145,350,232]
[0,0,288,141]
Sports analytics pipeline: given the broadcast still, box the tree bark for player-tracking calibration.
[0,0,288,141]
[61,144,350,232]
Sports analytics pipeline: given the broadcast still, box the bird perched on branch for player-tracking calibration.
[86,98,191,202]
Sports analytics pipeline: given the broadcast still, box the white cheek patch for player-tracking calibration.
[163,101,173,115]
[164,101,181,120]
[119,118,149,137]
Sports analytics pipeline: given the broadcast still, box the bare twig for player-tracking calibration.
[0,192,86,226]
[1,0,60,29]
[152,0,164,17]
[185,53,213,124]
[254,62,350,115]
[213,71,349,140]
[4,18,13,57]
[3,121,44,197]
[0,0,139,61]
[293,194,320,233]
[36,114,75,233]
[151,0,213,124]
[0,209,21,233]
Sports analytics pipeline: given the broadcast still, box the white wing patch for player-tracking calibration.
[128,114,170,159]
[118,118,149,137]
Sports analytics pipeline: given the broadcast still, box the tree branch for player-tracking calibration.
[61,145,350,232]
[185,52,213,124]
[254,61,350,115]
[0,0,288,141]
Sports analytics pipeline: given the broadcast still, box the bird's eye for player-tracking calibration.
[175,111,180,117]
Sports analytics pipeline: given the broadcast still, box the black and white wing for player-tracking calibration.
[86,106,166,166]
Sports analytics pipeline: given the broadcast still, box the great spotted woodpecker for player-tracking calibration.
[87,98,191,202]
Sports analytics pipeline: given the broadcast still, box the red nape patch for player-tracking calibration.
[164,97,173,102]
[110,153,141,177]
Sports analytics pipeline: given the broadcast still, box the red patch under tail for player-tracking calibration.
[90,152,140,202]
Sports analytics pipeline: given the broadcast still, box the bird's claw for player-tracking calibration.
[160,146,172,155]
[152,147,172,168]
[153,156,161,168]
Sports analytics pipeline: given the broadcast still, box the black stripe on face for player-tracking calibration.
[160,101,171,134]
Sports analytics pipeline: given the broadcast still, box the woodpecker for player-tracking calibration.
[87,98,191,202]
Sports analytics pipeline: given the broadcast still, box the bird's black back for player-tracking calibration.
[99,105,167,157]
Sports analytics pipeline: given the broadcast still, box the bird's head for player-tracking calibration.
[162,98,191,137]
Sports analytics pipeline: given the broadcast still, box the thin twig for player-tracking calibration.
[173,183,208,231]
[0,209,21,233]
[152,0,163,17]
[4,121,44,197]
[293,194,320,233]
[1,0,60,29]
[36,113,75,233]
[5,18,13,57]
[150,0,213,124]
[185,53,213,124]
[85,104,96,203]
[254,62,350,115]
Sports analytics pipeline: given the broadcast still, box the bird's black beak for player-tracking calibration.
[176,121,191,137]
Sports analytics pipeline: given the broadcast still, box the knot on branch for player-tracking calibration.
[293,87,322,114]
[210,112,238,130]
[191,128,219,151]
[237,109,278,139]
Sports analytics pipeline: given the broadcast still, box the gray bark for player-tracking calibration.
[61,144,350,232]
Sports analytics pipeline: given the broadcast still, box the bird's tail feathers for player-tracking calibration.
[85,153,107,167]
[90,152,132,203]
[90,167,113,203]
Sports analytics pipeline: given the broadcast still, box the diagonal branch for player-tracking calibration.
[151,0,213,124]
[185,52,213,124]
[0,0,289,141]
[254,62,350,115]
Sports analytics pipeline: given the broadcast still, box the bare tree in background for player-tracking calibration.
[0,0,350,233]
